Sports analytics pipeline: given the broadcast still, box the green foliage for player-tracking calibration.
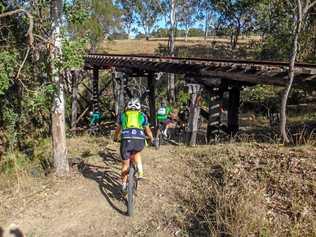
[66,0,120,50]
[134,0,161,39]
[0,2,5,13]
[116,0,135,35]
[24,85,55,113]
[0,152,31,175]
[61,38,87,70]
[108,32,129,40]
[151,27,205,38]
[241,85,279,104]
[259,35,292,60]
[177,89,189,105]
[0,51,17,96]
[64,1,89,25]
[241,85,281,114]
[2,106,18,149]
[255,1,293,60]
[213,0,258,46]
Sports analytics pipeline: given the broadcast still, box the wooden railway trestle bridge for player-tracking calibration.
[83,53,316,145]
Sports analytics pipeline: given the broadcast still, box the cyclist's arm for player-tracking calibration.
[114,124,121,142]
[144,126,154,143]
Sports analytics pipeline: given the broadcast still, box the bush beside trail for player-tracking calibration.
[172,144,316,237]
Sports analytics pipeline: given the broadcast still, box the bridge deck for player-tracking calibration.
[84,54,316,88]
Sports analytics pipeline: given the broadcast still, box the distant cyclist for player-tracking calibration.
[114,98,154,193]
[156,101,173,137]
[89,111,103,127]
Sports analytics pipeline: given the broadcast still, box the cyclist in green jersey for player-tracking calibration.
[156,101,173,137]
[114,98,154,193]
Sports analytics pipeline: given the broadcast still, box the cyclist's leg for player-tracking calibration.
[130,139,145,178]
[161,120,168,137]
[121,157,129,182]
[120,140,131,192]
[133,152,144,178]
[164,119,173,137]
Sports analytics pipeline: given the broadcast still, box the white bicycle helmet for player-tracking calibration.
[126,98,141,110]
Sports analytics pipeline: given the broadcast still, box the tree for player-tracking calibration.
[159,0,178,102]
[197,0,214,40]
[255,0,296,60]
[213,0,257,49]
[66,0,120,52]
[116,0,135,36]
[168,0,176,103]
[178,0,199,41]
[280,0,316,144]
[134,0,161,40]
[50,0,69,176]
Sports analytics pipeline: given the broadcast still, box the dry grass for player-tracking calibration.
[100,36,261,55]
[172,143,316,237]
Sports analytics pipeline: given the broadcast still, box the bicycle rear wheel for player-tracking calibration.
[127,165,135,216]
[155,134,161,150]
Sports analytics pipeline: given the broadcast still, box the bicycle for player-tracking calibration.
[126,155,139,217]
[155,121,180,149]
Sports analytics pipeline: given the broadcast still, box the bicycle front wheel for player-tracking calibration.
[127,165,135,216]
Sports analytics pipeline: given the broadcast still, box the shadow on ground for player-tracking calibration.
[78,148,128,216]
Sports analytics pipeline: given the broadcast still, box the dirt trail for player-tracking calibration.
[0,140,189,237]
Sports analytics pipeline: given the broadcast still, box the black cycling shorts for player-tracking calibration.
[120,139,145,161]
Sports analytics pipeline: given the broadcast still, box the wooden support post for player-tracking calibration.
[148,73,157,136]
[92,69,99,112]
[206,87,222,142]
[71,70,79,129]
[119,73,126,114]
[228,86,240,135]
[187,83,201,146]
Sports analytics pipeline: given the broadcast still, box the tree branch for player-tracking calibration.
[0,8,34,47]
[15,47,30,80]
[308,0,316,10]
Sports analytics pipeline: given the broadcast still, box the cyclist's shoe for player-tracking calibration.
[138,171,145,180]
[121,183,128,195]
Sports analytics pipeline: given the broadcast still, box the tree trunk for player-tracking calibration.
[112,71,119,116]
[187,84,201,146]
[280,2,303,144]
[232,26,240,50]
[168,0,176,103]
[148,73,157,136]
[51,0,69,176]
[168,74,175,103]
[204,12,209,41]
[185,28,189,42]
[71,71,78,129]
